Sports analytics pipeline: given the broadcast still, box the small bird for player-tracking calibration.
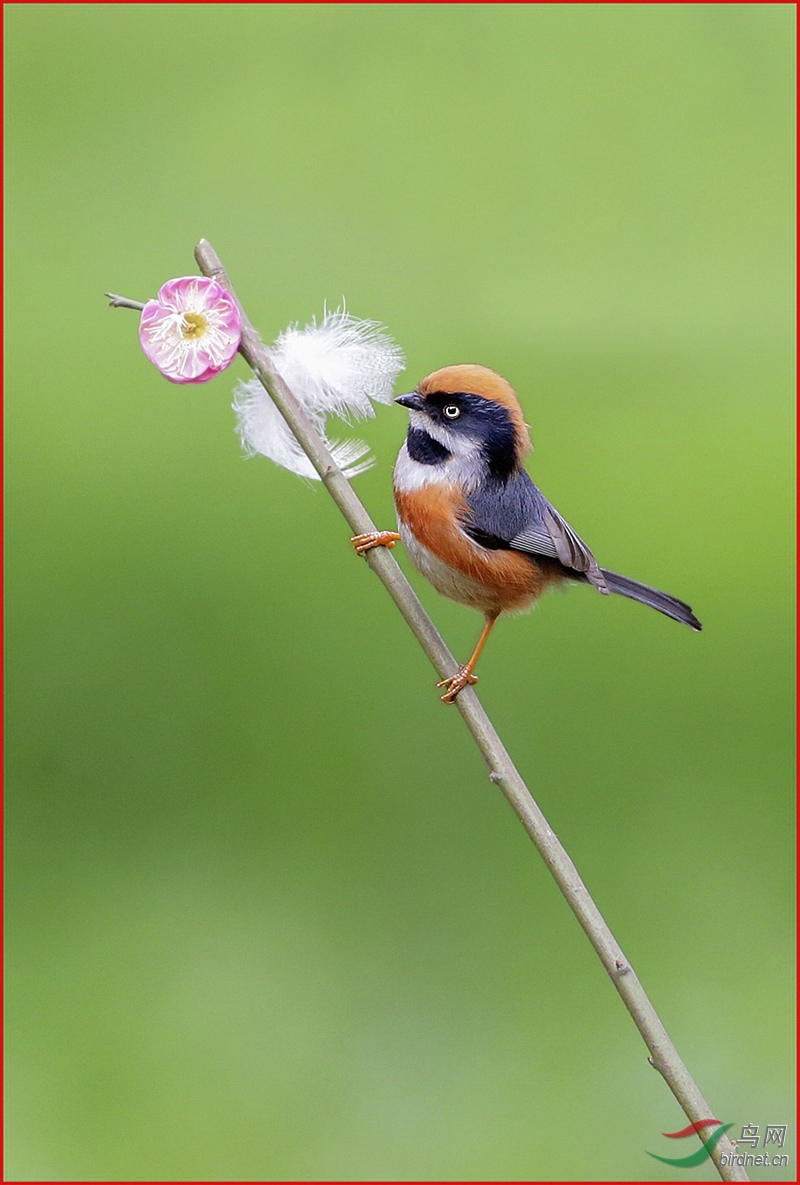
[352,364,701,703]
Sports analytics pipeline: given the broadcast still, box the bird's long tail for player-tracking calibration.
[599,569,702,631]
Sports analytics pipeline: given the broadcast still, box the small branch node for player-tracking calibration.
[648,1053,668,1078]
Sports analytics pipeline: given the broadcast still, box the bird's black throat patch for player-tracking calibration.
[407,427,451,465]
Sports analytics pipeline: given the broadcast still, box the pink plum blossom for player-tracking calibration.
[139,277,242,384]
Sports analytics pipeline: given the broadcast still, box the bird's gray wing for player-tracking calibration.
[463,471,608,591]
[512,504,594,573]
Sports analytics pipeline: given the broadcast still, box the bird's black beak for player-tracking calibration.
[395,392,425,411]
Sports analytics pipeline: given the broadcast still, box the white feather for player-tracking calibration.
[232,309,404,479]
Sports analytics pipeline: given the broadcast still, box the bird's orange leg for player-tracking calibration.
[351,530,402,555]
[437,613,499,704]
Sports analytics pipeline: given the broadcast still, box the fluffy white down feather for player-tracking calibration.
[233,310,404,479]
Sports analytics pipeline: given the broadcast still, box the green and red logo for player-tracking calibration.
[647,1119,734,1168]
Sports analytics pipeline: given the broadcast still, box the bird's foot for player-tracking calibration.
[351,531,401,555]
[437,666,479,704]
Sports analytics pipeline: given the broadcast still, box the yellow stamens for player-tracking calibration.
[181,311,208,339]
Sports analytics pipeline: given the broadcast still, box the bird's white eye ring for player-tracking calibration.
[443,405,461,419]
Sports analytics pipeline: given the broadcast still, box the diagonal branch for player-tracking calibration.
[118,241,748,1182]
[193,239,746,1183]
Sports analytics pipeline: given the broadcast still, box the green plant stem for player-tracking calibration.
[144,239,749,1182]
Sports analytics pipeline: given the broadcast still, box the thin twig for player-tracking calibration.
[110,244,747,1181]
[105,292,145,310]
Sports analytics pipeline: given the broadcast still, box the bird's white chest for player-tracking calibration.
[393,440,481,493]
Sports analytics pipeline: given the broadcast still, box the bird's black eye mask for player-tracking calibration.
[422,391,517,479]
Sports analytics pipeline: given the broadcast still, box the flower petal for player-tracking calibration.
[139,276,242,384]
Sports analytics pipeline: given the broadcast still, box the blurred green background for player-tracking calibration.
[5,4,794,1181]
